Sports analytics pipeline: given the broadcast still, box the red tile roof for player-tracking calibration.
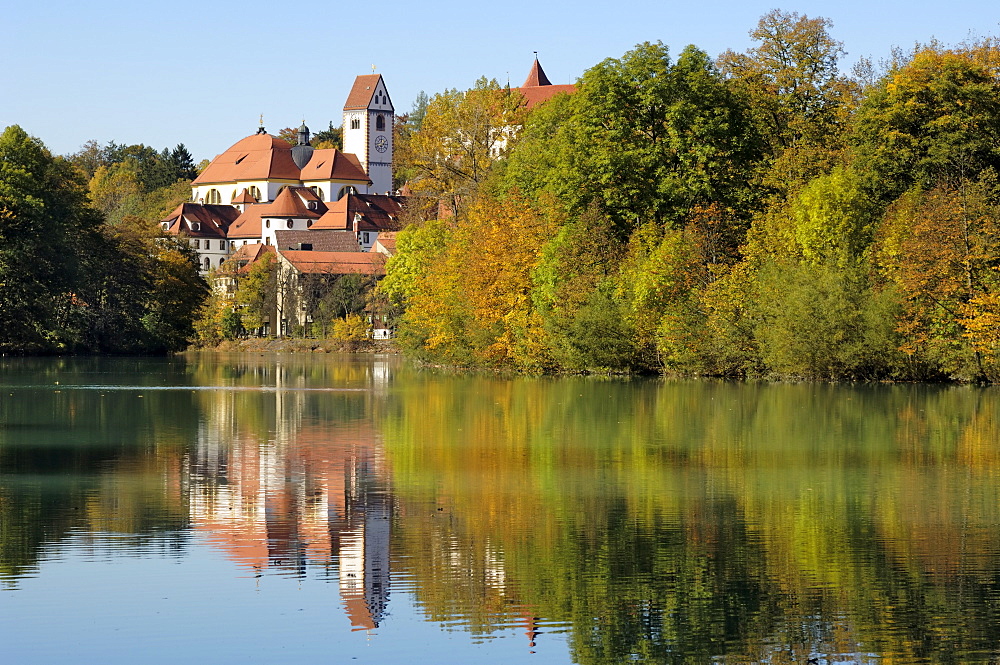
[227,205,267,239]
[193,133,303,185]
[374,232,398,255]
[515,84,576,109]
[160,203,241,238]
[279,250,386,276]
[514,57,576,109]
[224,243,276,274]
[313,196,350,231]
[266,186,327,219]
[344,74,384,110]
[229,188,328,238]
[312,193,404,232]
[300,149,371,184]
[232,188,257,204]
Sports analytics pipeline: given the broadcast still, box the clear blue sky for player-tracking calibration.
[2,0,997,162]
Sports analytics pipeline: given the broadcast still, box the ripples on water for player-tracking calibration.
[3,355,1000,663]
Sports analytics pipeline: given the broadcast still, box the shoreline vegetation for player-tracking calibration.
[188,338,399,355]
[380,13,1000,383]
[5,10,1000,383]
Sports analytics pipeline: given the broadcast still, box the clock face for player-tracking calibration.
[374,135,389,153]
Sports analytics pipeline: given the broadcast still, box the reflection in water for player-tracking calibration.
[184,353,393,630]
[5,355,1000,663]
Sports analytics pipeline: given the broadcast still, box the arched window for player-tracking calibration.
[265,219,270,229]
[231,190,237,202]
[337,185,355,200]
[375,115,385,132]
[219,257,225,267]
[206,189,221,204]
[350,118,360,130]
[203,258,210,271]
[249,186,260,201]
[286,219,293,229]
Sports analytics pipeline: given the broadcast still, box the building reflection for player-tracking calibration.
[184,357,393,630]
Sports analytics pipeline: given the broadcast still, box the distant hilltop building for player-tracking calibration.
[162,74,399,274]
[514,55,575,109]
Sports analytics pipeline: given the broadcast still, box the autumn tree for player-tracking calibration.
[873,182,1000,380]
[853,44,1000,202]
[389,193,555,369]
[397,78,525,216]
[235,252,277,335]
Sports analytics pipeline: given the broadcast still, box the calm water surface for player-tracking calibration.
[2,353,1000,663]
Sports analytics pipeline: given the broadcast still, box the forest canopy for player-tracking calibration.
[387,10,1000,382]
[0,126,205,354]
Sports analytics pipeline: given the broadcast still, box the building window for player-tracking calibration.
[192,239,200,249]
[249,186,260,201]
[351,118,360,130]
[219,257,225,266]
[206,189,221,204]
[220,240,227,250]
[203,258,210,271]
[265,219,270,229]
[363,232,370,244]
[286,219,293,229]
[375,115,385,132]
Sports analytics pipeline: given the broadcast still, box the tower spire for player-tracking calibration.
[522,53,551,87]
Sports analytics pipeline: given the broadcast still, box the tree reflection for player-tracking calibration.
[382,376,1000,663]
[5,356,1000,662]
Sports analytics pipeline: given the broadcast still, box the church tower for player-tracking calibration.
[343,74,394,195]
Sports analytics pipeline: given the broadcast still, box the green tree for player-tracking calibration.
[0,125,99,352]
[719,10,853,148]
[311,122,342,150]
[518,42,764,236]
[789,166,874,266]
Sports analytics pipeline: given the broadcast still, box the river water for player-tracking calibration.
[2,353,1000,663]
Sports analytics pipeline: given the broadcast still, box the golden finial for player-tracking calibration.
[371,64,377,73]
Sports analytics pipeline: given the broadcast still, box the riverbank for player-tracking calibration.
[189,338,400,354]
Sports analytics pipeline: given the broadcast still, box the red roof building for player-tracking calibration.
[512,57,576,110]
[161,74,398,274]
